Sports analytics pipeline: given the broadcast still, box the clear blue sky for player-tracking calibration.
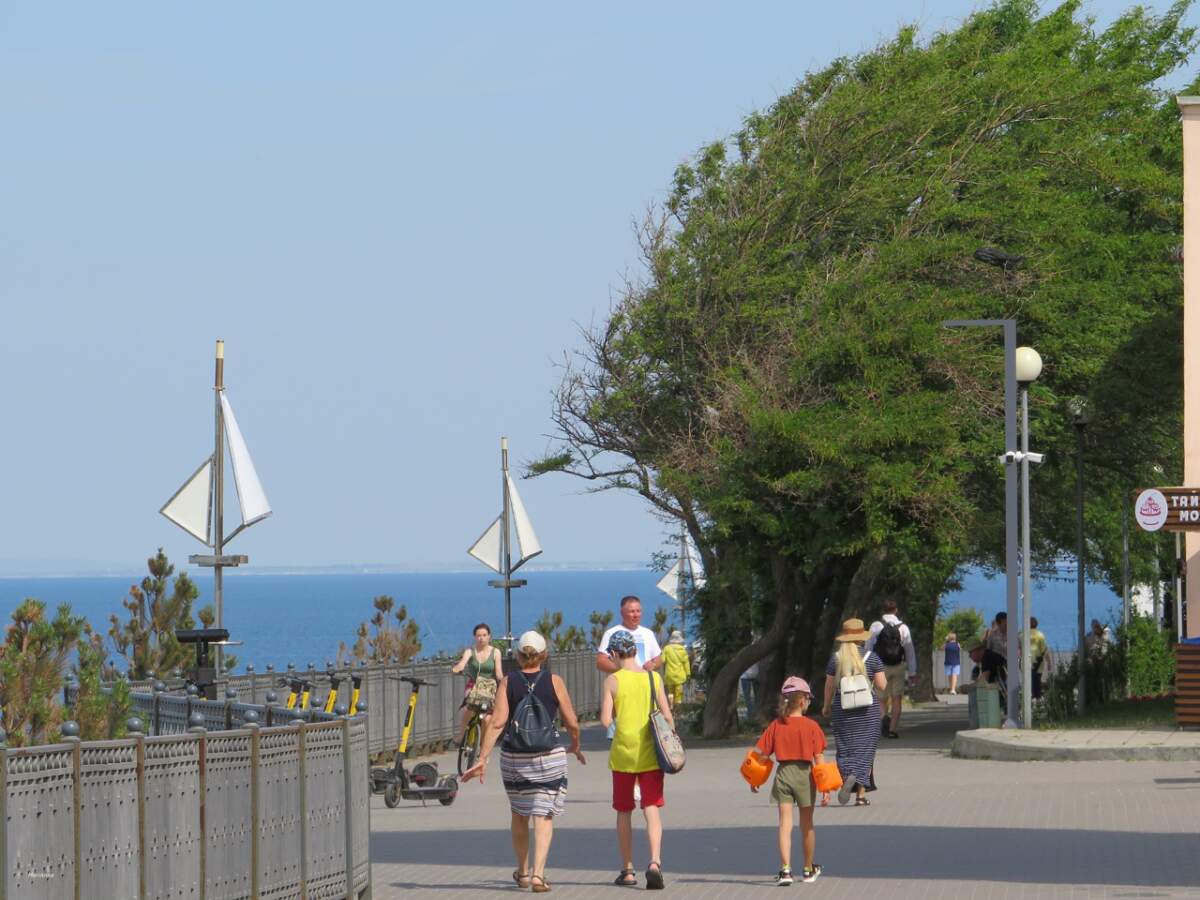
[0,2,1178,572]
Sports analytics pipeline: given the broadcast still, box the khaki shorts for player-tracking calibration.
[770,761,814,808]
[881,663,908,698]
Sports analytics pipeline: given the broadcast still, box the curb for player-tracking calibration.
[952,729,1200,762]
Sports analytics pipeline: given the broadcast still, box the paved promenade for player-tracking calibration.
[369,702,1200,899]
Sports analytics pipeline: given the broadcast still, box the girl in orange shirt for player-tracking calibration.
[752,676,826,885]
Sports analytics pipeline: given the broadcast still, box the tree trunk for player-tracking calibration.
[702,553,797,738]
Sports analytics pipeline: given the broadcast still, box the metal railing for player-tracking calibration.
[0,712,370,900]
[126,649,607,756]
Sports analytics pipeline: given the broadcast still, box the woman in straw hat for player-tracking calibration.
[820,618,887,806]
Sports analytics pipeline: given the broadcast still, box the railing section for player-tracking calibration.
[0,717,371,900]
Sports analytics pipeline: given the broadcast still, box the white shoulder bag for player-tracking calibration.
[839,651,873,710]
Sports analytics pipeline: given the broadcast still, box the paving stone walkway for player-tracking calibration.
[368,701,1200,899]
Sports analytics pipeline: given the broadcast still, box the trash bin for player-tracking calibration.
[976,683,1002,728]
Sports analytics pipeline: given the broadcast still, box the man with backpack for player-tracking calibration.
[865,600,916,739]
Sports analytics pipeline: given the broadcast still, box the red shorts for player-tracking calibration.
[612,770,665,812]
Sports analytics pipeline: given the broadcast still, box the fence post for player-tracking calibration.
[127,718,148,900]
[341,715,355,899]
[297,719,309,898]
[0,727,8,900]
[188,714,207,900]
[61,721,82,900]
[248,717,261,899]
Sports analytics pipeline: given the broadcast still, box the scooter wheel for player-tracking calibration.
[383,784,400,808]
[438,777,458,806]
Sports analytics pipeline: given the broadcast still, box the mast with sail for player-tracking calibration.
[655,525,706,639]
[467,436,541,648]
[160,339,272,673]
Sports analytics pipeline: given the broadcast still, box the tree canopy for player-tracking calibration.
[536,0,1195,735]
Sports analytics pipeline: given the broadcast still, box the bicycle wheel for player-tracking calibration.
[457,719,480,776]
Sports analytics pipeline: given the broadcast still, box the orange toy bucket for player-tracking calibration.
[812,762,843,793]
[740,750,774,789]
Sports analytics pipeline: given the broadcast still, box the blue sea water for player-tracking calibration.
[0,566,1122,672]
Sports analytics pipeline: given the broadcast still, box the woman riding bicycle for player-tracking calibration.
[452,622,504,745]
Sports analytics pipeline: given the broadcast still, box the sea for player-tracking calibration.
[0,566,1123,672]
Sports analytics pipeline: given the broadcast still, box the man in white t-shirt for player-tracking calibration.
[597,595,663,673]
[864,599,917,739]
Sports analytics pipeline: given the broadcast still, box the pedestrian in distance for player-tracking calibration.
[462,631,586,894]
[661,630,691,710]
[865,599,916,738]
[601,629,674,890]
[821,618,887,806]
[984,611,1009,660]
[751,676,826,885]
[1027,616,1048,700]
[943,631,962,696]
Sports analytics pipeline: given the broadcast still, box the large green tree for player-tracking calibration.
[537,0,1193,735]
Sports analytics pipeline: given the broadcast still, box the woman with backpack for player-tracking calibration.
[820,618,887,806]
[461,630,586,893]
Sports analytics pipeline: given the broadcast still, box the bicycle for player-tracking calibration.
[457,698,493,776]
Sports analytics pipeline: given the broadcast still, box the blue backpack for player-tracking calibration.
[504,670,559,753]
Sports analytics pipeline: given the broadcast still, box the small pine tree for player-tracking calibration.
[0,599,87,746]
[348,596,422,664]
[74,634,132,740]
[108,548,202,679]
[589,610,614,648]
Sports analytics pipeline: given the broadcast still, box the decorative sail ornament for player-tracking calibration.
[158,340,269,672]
[656,528,705,637]
[506,474,542,570]
[219,391,272,533]
[467,437,541,643]
[468,516,504,573]
[160,458,214,544]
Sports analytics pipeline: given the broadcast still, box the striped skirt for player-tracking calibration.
[831,698,881,789]
[500,746,568,818]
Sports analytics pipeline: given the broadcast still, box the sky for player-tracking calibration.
[0,1,1185,573]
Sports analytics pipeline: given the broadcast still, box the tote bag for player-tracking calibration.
[647,672,686,774]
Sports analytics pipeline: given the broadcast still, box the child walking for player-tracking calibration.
[752,676,826,885]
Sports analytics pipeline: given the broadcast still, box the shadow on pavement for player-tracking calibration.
[372,823,1199,886]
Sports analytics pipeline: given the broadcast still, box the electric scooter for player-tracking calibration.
[369,675,458,807]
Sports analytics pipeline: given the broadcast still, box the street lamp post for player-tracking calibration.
[1067,397,1089,715]
[1016,346,1043,728]
[943,318,1022,726]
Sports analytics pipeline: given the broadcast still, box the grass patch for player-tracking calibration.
[1038,695,1175,731]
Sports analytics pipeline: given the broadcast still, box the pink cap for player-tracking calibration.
[781,676,811,695]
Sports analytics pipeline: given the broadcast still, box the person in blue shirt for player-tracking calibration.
[942,632,962,695]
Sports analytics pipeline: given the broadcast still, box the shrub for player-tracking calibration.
[1122,612,1175,697]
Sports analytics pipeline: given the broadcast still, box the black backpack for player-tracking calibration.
[875,620,906,665]
[504,671,559,753]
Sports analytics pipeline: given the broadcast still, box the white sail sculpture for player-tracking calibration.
[160,340,270,668]
[656,527,706,638]
[468,437,541,642]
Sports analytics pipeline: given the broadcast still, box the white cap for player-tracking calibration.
[517,630,547,653]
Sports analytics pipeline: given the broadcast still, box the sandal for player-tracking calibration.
[531,874,551,893]
[614,868,637,887]
[855,796,871,806]
[646,861,665,891]
[513,869,531,888]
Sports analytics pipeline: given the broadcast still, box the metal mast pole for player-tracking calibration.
[941,319,1020,727]
[501,436,513,648]
[1075,420,1087,715]
[213,339,226,675]
[1122,504,1131,631]
[680,526,689,641]
[1020,383,1033,728]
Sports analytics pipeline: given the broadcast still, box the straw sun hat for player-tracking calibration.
[834,618,871,642]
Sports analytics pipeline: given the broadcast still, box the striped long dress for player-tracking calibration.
[499,669,569,818]
[825,649,883,790]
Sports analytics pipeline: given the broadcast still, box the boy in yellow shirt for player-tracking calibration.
[661,631,692,709]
